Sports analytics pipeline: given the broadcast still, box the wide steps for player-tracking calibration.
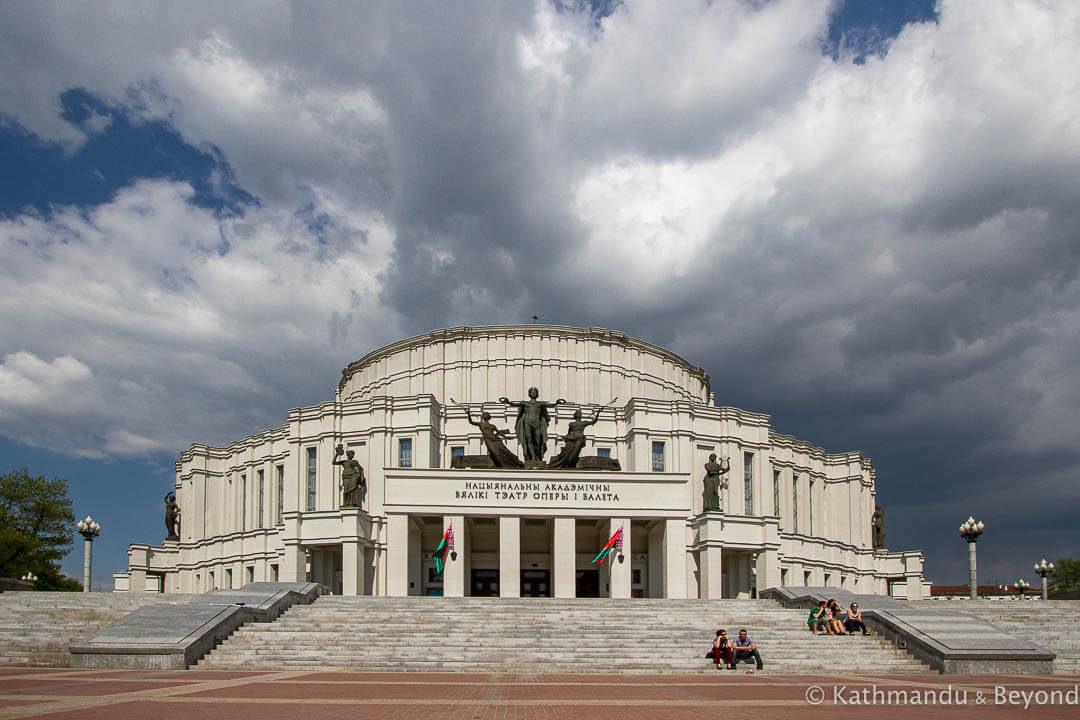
[199,597,929,673]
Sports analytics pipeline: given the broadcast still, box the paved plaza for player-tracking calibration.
[1,668,1078,720]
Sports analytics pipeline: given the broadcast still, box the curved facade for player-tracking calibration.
[119,325,926,599]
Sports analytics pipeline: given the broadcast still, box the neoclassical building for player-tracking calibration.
[116,325,926,599]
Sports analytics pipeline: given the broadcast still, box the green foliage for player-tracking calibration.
[0,468,77,589]
[1050,558,1080,594]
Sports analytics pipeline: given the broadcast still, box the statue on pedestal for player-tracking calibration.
[164,492,181,540]
[872,504,886,549]
[334,444,366,508]
[702,454,730,512]
[457,401,524,468]
[498,387,566,462]
[548,407,602,469]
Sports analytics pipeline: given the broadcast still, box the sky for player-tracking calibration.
[1,0,1077,592]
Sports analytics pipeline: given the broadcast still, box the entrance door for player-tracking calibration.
[472,569,499,597]
[576,569,600,598]
[521,569,551,597]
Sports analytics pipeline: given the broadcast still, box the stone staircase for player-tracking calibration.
[0,592,198,667]
[198,596,930,673]
[913,600,1080,675]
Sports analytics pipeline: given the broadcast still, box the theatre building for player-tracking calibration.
[116,325,927,599]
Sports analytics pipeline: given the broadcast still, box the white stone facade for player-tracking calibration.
[117,325,926,599]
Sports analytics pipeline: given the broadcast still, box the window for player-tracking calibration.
[651,441,665,472]
[743,452,754,515]
[257,469,264,529]
[597,448,611,458]
[240,474,247,531]
[399,438,413,468]
[275,465,284,524]
[208,570,215,589]
[809,478,815,536]
[225,568,232,589]
[792,473,799,533]
[270,564,279,582]
[245,566,254,584]
[772,469,781,523]
[451,446,465,457]
[306,447,317,511]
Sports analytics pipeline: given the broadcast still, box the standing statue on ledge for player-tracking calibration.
[499,387,566,462]
[548,407,602,469]
[164,492,181,540]
[702,454,730,512]
[461,406,524,469]
[871,504,886,549]
[334,444,366,508]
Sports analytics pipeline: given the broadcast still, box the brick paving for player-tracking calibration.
[0,668,1077,720]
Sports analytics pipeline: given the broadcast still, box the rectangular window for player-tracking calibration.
[597,448,611,458]
[451,446,465,457]
[773,470,781,525]
[240,474,247,531]
[651,441,665,472]
[306,447,317,511]
[399,438,413,468]
[743,452,754,515]
[270,564,279,582]
[275,465,284,524]
[792,473,799,533]
[225,568,232,589]
[245,566,254,584]
[809,478,815,536]
[257,469,264,529]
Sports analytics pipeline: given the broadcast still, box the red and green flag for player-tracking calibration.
[434,525,454,574]
[591,526,623,565]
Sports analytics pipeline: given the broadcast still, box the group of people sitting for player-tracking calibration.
[709,629,764,672]
[807,599,869,636]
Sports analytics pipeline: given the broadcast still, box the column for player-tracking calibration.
[342,539,364,596]
[443,515,465,597]
[499,516,521,598]
[647,523,664,598]
[553,517,576,598]
[408,521,421,595]
[700,545,723,599]
[664,518,687,599]
[128,568,147,594]
[754,548,781,593]
[281,541,307,583]
[608,518,631,599]
[387,514,410,596]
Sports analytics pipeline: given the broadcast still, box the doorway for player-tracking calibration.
[576,569,600,598]
[472,569,499,597]
[521,569,551,597]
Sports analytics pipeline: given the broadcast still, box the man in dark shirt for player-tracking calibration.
[733,629,764,670]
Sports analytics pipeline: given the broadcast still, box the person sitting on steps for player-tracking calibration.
[826,599,847,635]
[712,629,734,670]
[808,601,829,635]
[732,629,764,672]
[844,602,870,635]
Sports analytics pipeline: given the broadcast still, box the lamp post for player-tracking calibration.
[1015,579,1031,599]
[1034,559,1055,601]
[20,572,37,583]
[959,516,984,600]
[76,516,101,593]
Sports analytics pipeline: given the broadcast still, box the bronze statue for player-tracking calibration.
[547,407,602,469]
[334,444,366,508]
[459,403,524,468]
[164,492,180,540]
[498,387,566,462]
[871,504,886,549]
[702,454,730,512]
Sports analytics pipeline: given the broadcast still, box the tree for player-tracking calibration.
[1050,558,1080,595]
[0,468,79,590]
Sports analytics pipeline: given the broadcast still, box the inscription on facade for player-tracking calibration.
[455,480,620,503]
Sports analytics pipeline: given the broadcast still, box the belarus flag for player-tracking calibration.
[591,526,623,565]
[434,525,454,574]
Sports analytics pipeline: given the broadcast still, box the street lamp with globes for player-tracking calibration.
[959,516,984,600]
[76,516,101,593]
[1014,579,1031,599]
[1034,559,1055,601]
